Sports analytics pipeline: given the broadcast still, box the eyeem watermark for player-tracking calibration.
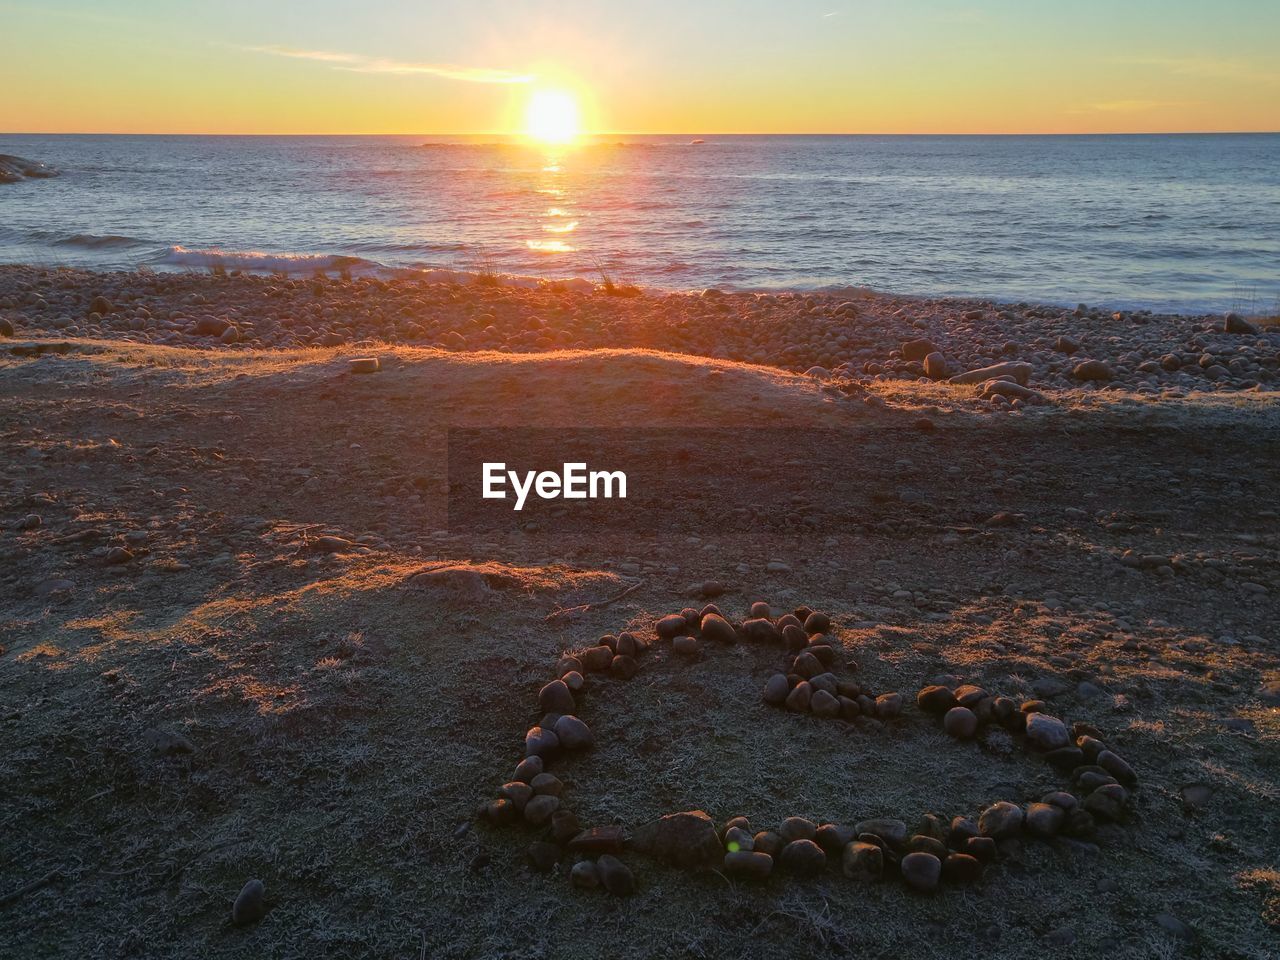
[482,462,627,511]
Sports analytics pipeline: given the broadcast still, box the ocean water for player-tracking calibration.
[1,133,1277,312]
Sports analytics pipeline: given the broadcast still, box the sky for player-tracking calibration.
[2,0,1278,134]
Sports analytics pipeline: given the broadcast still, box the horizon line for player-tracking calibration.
[3,129,1279,138]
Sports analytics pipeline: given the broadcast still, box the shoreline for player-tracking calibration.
[1,263,1276,407]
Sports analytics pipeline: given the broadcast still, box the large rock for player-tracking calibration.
[1025,713,1070,751]
[633,810,722,868]
[948,361,1032,386]
[0,154,60,184]
[979,801,1023,839]
[1072,359,1114,382]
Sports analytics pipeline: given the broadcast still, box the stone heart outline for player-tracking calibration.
[482,600,1139,895]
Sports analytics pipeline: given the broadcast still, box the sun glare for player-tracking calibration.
[524,90,582,145]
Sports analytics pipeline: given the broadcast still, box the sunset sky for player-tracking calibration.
[3,0,1278,135]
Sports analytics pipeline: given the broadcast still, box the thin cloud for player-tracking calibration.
[1069,99,1199,114]
[822,11,841,17]
[242,44,534,84]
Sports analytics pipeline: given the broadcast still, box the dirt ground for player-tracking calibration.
[1,330,1278,959]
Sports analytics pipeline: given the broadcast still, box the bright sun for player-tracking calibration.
[524,90,581,145]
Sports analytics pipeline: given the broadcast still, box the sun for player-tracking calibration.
[524,89,582,145]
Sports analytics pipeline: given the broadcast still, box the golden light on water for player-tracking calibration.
[524,89,582,145]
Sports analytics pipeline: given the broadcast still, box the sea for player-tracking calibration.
[1,133,1277,313]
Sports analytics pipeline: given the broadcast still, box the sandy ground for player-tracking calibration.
[1,270,1279,959]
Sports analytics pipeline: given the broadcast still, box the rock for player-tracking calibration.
[749,601,772,618]
[966,836,997,861]
[349,356,379,373]
[803,611,830,634]
[923,352,949,379]
[953,684,987,707]
[841,841,883,880]
[539,679,575,714]
[673,635,699,657]
[785,680,813,712]
[0,317,13,337]
[815,823,857,853]
[1054,336,1081,354]
[524,795,561,826]
[513,756,543,783]
[551,810,582,844]
[917,685,956,714]
[779,817,818,843]
[633,810,722,868]
[568,826,627,855]
[792,651,822,679]
[753,831,783,858]
[901,852,942,892]
[700,613,736,643]
[484,798,515,824]
[552,715,593,750]
[231,879,267,926]
[1044,746,1085,771]
[1097,750,1137,786]
[1224,313,1257,335]
[610,654,638,680]
[978,801,1023,839]
[1025,802,1065,837]
[570,859,600,889]
[724,826,754,852]
[724,850,773,880]
[530,773,563,797]
[875,692,903,719]
[902,338,940,361]
[779,839,826,876]
[1084,784,1128,821]
[105,546,134,565]
[656,613,688,638]
[1025,713,1070,751]
[763,673,790,705]
[89,295,114,316]
[526,841,560,872]
[948,361,1032,386]
[597,855,635,895]
[578,645,613,672]
[854,819,907,848]
[943,852,981,884]
[498,782,533,811]
[811,689,840,718]
[525,726,559,757]
[1072,359,1114,382]
[740,618,783,644]
[943,706,978,738]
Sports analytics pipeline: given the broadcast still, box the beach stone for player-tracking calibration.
[610,654,638,680]
[498,781,533,811]
[779,839,826,876]
[811,689,840,718]
[673,635,699,657]
[523,794,561,826]
[948,361,1032,386]
[578,645,613,672]
[924,352,948,379]
[1072,359,1114,381]
[568,826,626,855]
[901,852,942,892]
[656,613,688,638]
[749,601,772,618]
[741,617,783,644]
[944,706,978,738]
[949,816,979,847]
[917,685,956,714]
[781,623,808,649]
[1025,802,1065,837]
[530,773,563,797]
[1097,750,1138,786]
[902,338,939,361]
[943,852,982,884]
[855,819,907,848]
[484,798,516,824]
[700,612,736,643]
[556,655,583,677]
[539,679,575,714]
[724,850,773,880]
[551,810,582,844]
[552,715,593,750]
[1025,713,1070,751]
[526,841,560,872]
[779,817,818,843]
[348,356,379,373]
[1224,313,1257,334]
[979,801,1023,839]
[1084,784,1128,821]
[803,611,830,634]
[753,831,783,857]
[597,855,635,896]
[570,860,600,889]
[513,756,543,783]
[952,684,986,707]
[966,836,997,861]
[89,295,113,315]
[763,673,790,705]
[785,680,813,712]
[724,826,754,852]
[815,823,857,853]
[525,726,559,757]
[875,692,903,719]
[841,841,883,880]
[0,317,13,337]
[1044,746,1085,771]
[792,651,822,678]
[633,810,722,868]
[231,879,266,926]
[1054,335,1081,354]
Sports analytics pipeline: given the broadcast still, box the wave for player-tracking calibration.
[54,232,151,249]
[149,245,380,275]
